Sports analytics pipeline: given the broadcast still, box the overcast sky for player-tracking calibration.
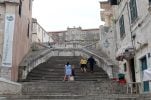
[32,0,107,31]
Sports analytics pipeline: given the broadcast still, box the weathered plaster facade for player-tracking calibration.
[100,1,113,27]
[0,0,33,81]
[110,0,151,92]
[99,1,117,63]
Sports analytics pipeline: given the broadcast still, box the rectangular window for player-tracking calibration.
[119,15,125,39]
[118,0,122,4]
[129,0,138,23]
[27,23,30,38]
[19,0,22,16]
[149,0,151,5]
[124,63,127,72]
[29,0,32,11]
[109,0,118,5]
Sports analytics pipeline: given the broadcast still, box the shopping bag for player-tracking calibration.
[69,76,74,81]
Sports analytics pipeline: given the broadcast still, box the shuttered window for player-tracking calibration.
[149,0,151,5]
[129,0,138,23]
[119,15,125,39]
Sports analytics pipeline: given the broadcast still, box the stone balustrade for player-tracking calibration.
[18,47,115,81]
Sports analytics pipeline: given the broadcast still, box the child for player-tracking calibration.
[72,65,75,77]
[69,65,75,81]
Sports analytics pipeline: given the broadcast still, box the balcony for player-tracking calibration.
[0,0,19,4]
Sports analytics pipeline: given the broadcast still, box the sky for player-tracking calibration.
[32,0,107,32]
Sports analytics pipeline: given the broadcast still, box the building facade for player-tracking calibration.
[0,0,33,81]
[49,27,100,48]
[99,1,117,63]
[107,0,151,92]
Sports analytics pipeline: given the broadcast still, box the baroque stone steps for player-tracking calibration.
[20,81,127,96]
[26,56,108,81]
[3,56,144,99]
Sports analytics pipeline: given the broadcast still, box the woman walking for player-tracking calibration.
[64,62,72,81]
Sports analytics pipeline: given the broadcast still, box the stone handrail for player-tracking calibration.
[18,49,51,81]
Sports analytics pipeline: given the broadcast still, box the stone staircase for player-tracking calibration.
[0,56,143,100]
[26,56,108,81]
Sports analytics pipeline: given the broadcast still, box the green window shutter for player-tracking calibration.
[129,0,138,23]
[133,0,138,20]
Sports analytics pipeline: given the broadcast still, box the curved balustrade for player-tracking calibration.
[18,42,116,81]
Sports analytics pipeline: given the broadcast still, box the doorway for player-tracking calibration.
[140,56,149,92]
[129,58,136,82]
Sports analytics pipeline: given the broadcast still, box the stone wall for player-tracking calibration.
[32,18,51,43]
[0,0,33,81]
[0,78,21,94]
[48,27,100,47]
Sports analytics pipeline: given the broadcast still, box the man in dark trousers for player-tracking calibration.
[88,56,96,73]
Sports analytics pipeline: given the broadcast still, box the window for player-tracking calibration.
[119,15,125,39]
[29,0,32,11]
[27,23,30,38]
[149,0,151,5]
[129,0,138,23]
[19,0,22,16]
[109,0,118,5]
[118,0,122,4]
[124,63,127,72]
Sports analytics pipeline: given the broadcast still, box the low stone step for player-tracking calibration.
[4,94,84,100]
[2,94,140,100]
[21,81,125,95]
[26,78,107,81]
[28,72,108,77]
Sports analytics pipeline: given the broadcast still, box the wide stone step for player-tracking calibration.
[4,94,84,100]
[27,72,108,77]
[28,68,106,74]
[27,76,108,80]
[21,81,126,95]
[30,67,104,70]
[2,94,140,100]
[17,56,131,100]
[26,77,108,81]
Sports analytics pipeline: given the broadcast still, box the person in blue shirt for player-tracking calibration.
[63,62,72,81]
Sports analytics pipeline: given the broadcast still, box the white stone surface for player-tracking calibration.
[0,77,22,94]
